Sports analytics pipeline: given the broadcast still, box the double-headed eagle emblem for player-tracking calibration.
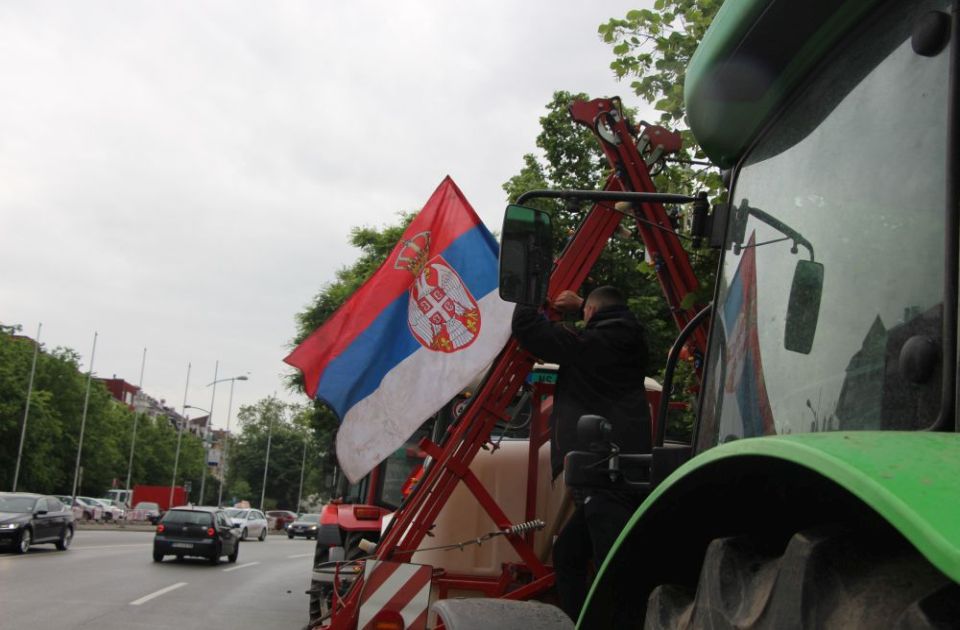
[394,231,480,352]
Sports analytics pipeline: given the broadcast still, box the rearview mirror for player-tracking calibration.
[499,205,553,306]
[784,260,824,354]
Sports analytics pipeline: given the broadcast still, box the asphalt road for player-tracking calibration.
[0,529,316,629]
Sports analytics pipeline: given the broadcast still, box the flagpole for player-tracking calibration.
[12,322,42,491]
[170,362,191,508]
[71,331,98,503]
[125,347,147,496]
[198,360,218,505]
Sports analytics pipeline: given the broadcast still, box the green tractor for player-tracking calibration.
[437,0,960,627]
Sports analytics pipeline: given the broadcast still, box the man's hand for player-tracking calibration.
[553,290,584,314]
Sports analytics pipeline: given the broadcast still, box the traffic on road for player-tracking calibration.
[0,526,317,630]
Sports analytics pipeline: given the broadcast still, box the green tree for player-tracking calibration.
[502,90,678,368]
[225,396,324,510]
[0,326,209,496]
[599,0,726,197]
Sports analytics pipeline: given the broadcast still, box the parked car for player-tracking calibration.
[0,493,74,554]
[266,510,298,531]
[133,501,161,525]
[82,497,124,521]
[286,513,321,539]
[224,508,269,541]
[152,506,239,565]
[57,496,103,522]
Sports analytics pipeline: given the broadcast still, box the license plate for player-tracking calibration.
[172,543,193,549]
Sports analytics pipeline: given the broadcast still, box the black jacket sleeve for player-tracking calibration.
[511,305,623,369]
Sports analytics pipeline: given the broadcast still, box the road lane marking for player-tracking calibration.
[222,561,260,572]
[129,582,188,606]
[73,544,152,550]
[287,553,313,558]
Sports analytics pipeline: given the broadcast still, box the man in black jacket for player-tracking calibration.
[512,285,650,622]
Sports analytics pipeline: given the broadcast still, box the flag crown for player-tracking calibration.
[393,231,431,277]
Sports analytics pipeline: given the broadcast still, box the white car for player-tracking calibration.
[86,497,125,521]
[224,508,269,541]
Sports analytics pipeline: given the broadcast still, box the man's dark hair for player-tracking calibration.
[586,286,625,310]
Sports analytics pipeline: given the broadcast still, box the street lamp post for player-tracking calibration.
[214,375,248,507]
[194,360,219,506]
[184,404,211,504]
[296,434,308,513]
[70,331,98,504]
[170,363,191,509]
[259,404,274,511]
[124,347,147,497]
[12,322,41,492]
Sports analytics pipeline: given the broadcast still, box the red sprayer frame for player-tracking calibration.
[318,97,704,628]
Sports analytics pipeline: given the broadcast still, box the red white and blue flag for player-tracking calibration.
[284,177,514,482]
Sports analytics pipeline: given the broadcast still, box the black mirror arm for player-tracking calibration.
[738,204,815,261]
[656,303,713,448]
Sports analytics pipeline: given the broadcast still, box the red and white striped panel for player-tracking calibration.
[358,560,432,630]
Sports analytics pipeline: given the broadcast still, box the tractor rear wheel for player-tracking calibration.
[645,525,959,629]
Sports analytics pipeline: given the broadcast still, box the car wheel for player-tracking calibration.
[16,528,32,554]
[228,544,239,563]
[258,527,267,542]
[241,527,248,541]
[152,550,164,562]
[209,544,221,566]
[56,525,73,551]
[288,532,294,539]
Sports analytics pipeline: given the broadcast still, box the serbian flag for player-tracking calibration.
[285,177,514,482]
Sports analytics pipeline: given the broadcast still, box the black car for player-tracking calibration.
[0,492,74,554]
[153,506,240,565]
[286,513,321,539]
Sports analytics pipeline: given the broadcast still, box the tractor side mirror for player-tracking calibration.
[499,205,553,306]
[785,259,824,354]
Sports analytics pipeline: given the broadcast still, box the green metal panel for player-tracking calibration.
[684,0,880,167]
[582,431,960,623]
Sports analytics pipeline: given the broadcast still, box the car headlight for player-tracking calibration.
[0,523,20,530]
[309,525,318,530]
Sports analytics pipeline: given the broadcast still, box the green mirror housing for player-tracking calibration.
[499,204,553,306]
[784,259,824,354]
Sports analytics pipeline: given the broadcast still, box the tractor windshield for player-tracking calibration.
[698,0,950,448]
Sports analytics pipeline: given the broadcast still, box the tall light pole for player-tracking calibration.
[259,399,275,511]
[71,331,98,504]
[124,347,147,497]
[193,360,219,506]
[13,322,41,492]
[215,375,248,507]
[296,433,308,514]
[184,404,212,504]
[170,362,191,508]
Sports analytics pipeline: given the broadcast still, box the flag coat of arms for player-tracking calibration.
[284,177,514,482]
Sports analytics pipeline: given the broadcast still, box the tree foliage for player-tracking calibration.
[0,328,207,496]
[598,0,726,197]
[224,396,325,510]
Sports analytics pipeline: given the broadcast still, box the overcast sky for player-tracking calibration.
[0,1,655,433]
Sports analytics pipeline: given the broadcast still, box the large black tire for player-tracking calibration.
[209,543,221,566]
[288,532,294,539]
[241,527,248,541]
[152,550,163,562]
[16,528,32,554]
[56,525,73,551]
[258,527,267,542]
[645,526,960,629]
[228,543,239,563]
